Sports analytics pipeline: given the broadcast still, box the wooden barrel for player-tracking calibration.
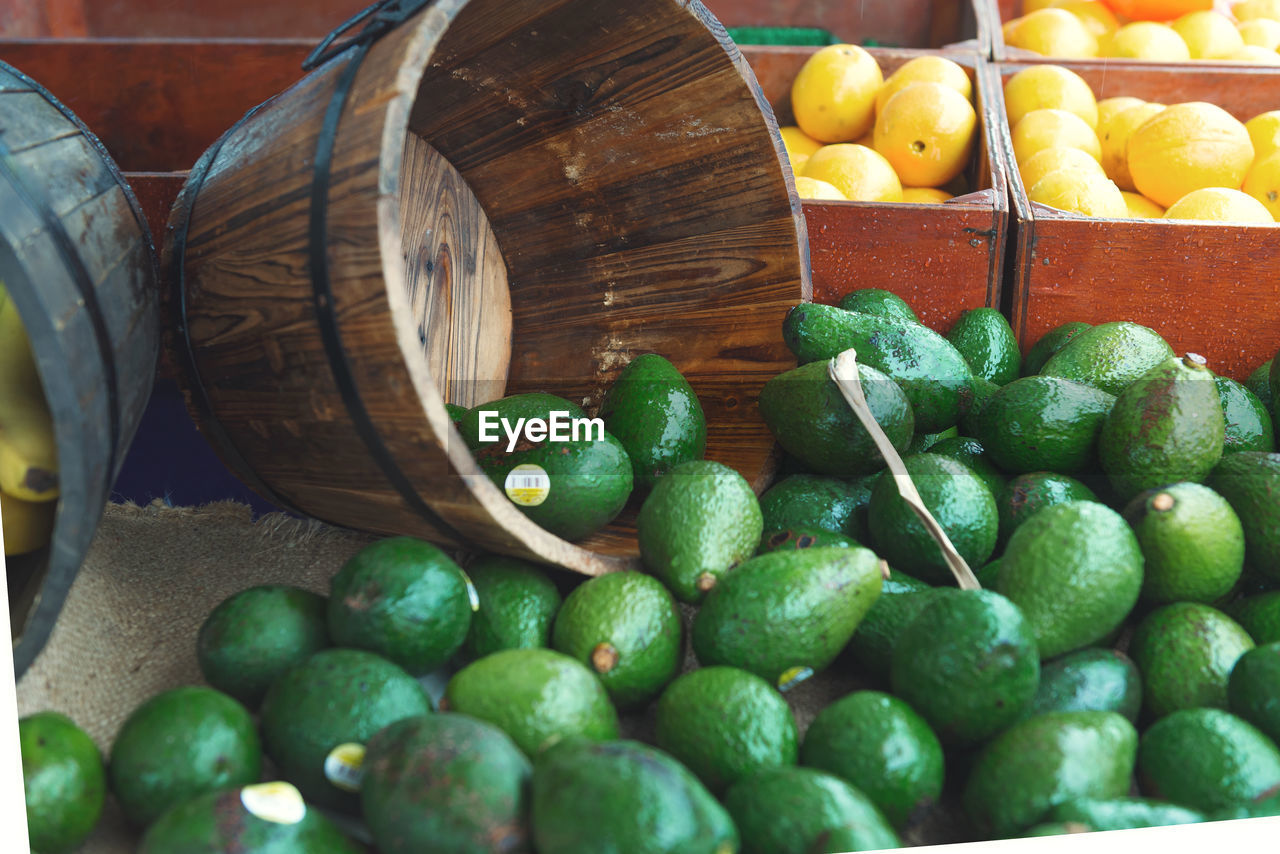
[0,61,161,675]
[164,0,810,577]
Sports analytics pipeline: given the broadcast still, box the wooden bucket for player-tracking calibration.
[164,0,810,577]
[0,61,160,675]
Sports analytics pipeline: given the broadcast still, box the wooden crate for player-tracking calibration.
[703,0,991,52]
[993,59,1280,380]
[743,46,1010,328]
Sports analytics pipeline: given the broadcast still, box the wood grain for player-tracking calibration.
[166,0,808,575]
[0,0,353,38]
[995,60,1280,380]
[744,45,1009,329]
[0,63,159,675]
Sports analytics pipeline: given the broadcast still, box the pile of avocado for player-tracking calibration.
[21,290,1280,853]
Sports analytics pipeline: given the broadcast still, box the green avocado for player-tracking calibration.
[1130,602,1255,720]
[599,353,706,492]
[531,739,738,854]
[138,784,362,854]
[1022,321,1092,377]
[946,307,1021,386]
[927,435,1007,500]
[1230,591,1280,644]
[21,712,104,854]
[1207,452,1280,580]
[758,360,913,477]
[462,555,562,658]
[1217,375,1275,453]
[1137,707,1280,813]
[1039,321,1173,396]
[723,766,900,854]
[1228,642,1280,745]
[259,648,432,811]
[461,392,633,541]
[996,472,1097,549]
[197,585,330,709]
[837,288,918,323]
[890,590,1039,747]
[758,526,860,553]
[109,686,261,827]
[1123,483,1245,605]
[800,690,944,829]
[1099,354,1225,501]
[654,666,798,795]
[963,711,1137,838]
[959,376,1001,438]
[327,536,472,676]
[905,425,959,455]
[975,376,1115,475]
[1046,797,1204,831]
[1030,647,1143,724]
[758,474,869,541]
[637,459,762,603]
[782,303,974,432]
[1246,358,1274,411]
[361,714,532,854]
[692,546,882,686]
[842,574,952,682]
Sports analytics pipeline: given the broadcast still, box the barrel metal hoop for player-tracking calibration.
[0,135,122,483]
[168,100,307,517]
[308,41,471,546]
[303,0,437,71]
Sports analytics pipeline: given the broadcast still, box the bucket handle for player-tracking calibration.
[303,0,438,71]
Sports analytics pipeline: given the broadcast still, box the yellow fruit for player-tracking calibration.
[791,44,884,143]
[1163,187,1274,222]
[1006,9,1101,58]
[803,144,903,202]
[780,126,824,174]
[876,56,973,116]
[1127,102,1254,207]
[1235,0,1280,21]
[901,187,953,204]
[1,489,56,556]
[1028,169,1126,217]
[1243,151,1280,218]
[1121,191,1166,218]
[1048,0,1120,37]
[1102,22,1193,60]
[1246,110,1280,161]
[794,176,848,201]
[1012,108,1103,165]
[1020,146,1107,189]
[1096,96,1149,130]
[1232,44,1280,62]
[1237,18,1280,49]
[1172,11,1245,59]
[873,82,977,188]
[1100,102,1166,191]
[1003,64,1099,128]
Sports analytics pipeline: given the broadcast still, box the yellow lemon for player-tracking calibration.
[1029,169,1126,217]
[1020,146,1107,190]
[794,175,848,201]
[1121,191,1166,218]
[876,56,973,115]
[1243,151,1280,218]
[1006,9,1101,58]
[873,82,977,188]
[1100,102,1166,191]
[1246,110,1280,161]
[1102,22,1193,60]
[1012,108,1103,165]
[1172,11,1245,59]
[1163,187,1274,222]
[1097,96,1149,130]
[1235,0,1280,21]
[1127,102,1254,207]
[780,126,824,174]
[791,44,884,143]
[1048,0,1120,38]
[803,143,904,202]
[1003,64,1099,128]
[1232,44,1280,62]
[1237,17,1280,49]
[901,187,953,204]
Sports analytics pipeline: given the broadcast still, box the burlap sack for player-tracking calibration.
[15,500,968,851]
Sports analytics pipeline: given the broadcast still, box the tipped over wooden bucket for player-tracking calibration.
[164,0,810,576]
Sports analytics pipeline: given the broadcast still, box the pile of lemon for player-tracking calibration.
[1007,63,1280,222]
[782,46,979,204]
[1004,0,1280,63]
